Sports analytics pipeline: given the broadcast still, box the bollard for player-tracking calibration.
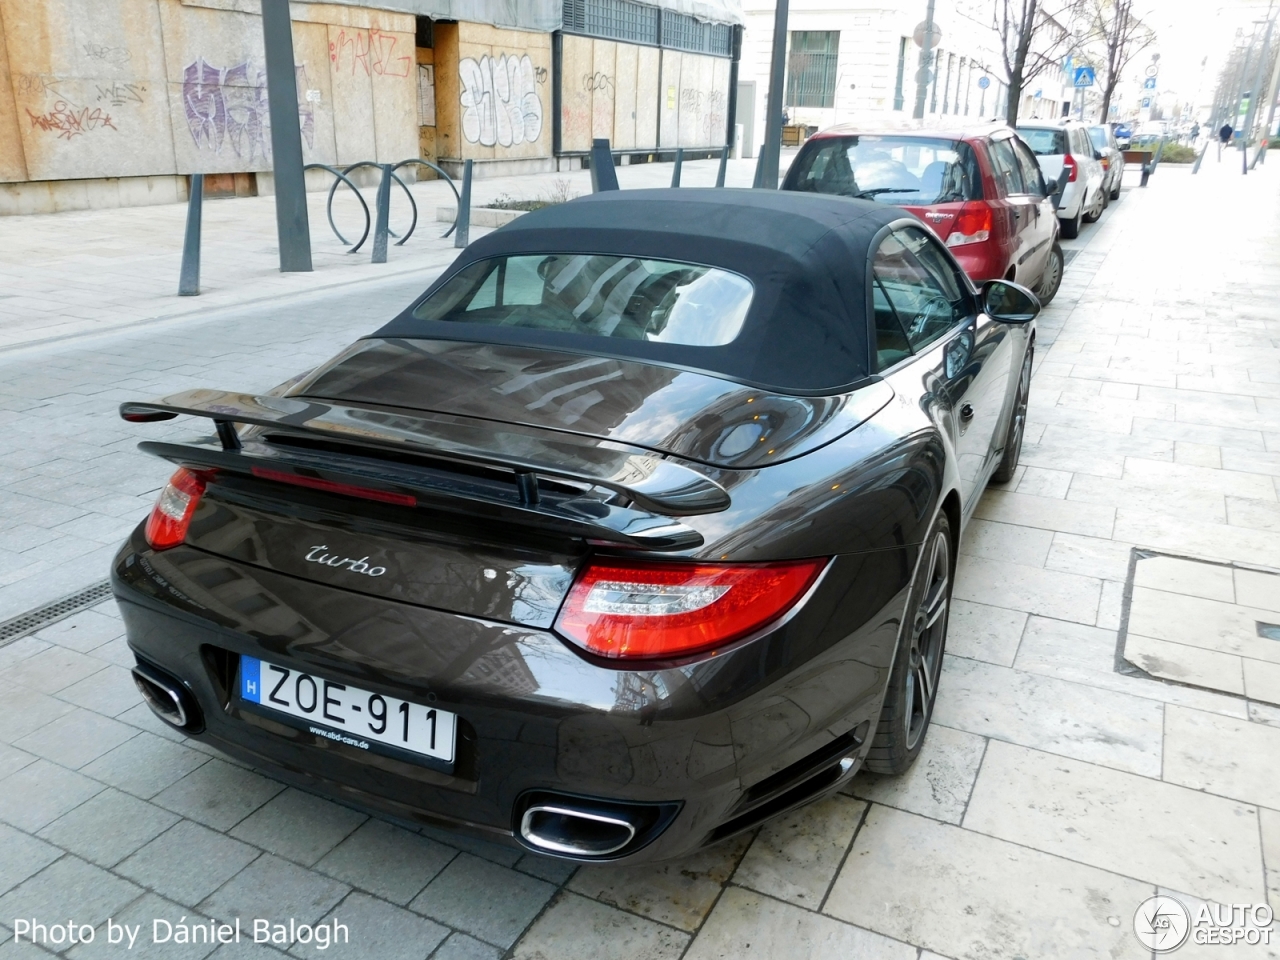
[371,163,393,263]
[589,139,619,192]
[715,147,728,188]
[671,148,684,188]
[454,159,473,249]
[1192,142,1209,174]
[178,174,203,296]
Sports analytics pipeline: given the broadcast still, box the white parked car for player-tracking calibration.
[1015,121,1107,239]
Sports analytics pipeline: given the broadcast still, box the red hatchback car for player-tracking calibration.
[781,126,1063,304]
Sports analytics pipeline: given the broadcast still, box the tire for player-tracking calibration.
[1034,242,1063,306]
[1109,179,1121,201]
[1082,189,1104,223]
[1060,206,1082,239]
[991,340,1033,483]
[864,512,954,776]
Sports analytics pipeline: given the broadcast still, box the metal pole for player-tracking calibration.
[913,0,937,120]
[261,0,312,272]
[371,164,393,263]
[1243,18,1274,173]
[589,138,619,192]
[671,148,684,187]
[454,159,472,249]
[715,147,728,187]
[757,0,789,188]
[178,174,203,296]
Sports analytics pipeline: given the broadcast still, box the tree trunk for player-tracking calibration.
[1007,77,1023,126]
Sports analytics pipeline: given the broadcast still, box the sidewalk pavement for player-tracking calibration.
[0,154,1278,960]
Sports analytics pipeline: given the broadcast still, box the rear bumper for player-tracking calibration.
[111,528,910,863]
[951,242,1008,283]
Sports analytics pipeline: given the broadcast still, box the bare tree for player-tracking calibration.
[990,0,1082,126]
[1081,0,1156,121]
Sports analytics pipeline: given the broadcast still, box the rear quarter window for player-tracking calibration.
[1017,128,1067,156]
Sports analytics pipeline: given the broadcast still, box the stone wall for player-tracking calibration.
[0,0,418,186]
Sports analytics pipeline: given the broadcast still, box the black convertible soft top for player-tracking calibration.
[375,188,902,394]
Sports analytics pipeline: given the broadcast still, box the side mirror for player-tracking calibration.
[1049,167,1071,210]
[982,280,1040,323]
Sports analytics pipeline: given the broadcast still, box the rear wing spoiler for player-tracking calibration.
[121,390,731,551]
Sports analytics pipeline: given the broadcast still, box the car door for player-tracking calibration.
[1010,136,1057,270]
[982,136,1023,274]
[989,135,1048,284]
[873,226,1009,511]
[1073,127,1105,206]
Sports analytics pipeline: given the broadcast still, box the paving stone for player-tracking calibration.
[54,665,142,717]
[965,741,1265,904]
[0,743,35,782]
[0,824,61,899]
[116,820,259,908]
[1261,808,1280,914]
[37,788,178,868]
[415,825,522,867]
[12,707,137,769]
[1044,533,1135,582]
[687,887,914,960]
[1163,706,1280,810]
[0,759,103,831]
[1,646,106,694]
[153,759,285,831]
[511,891,687,960]
[0,857,142,932]
[67,892,219,960]
[932,656,1165,776]
[944,600,1026,667]
[512,853,577,886]
[973,490,1115,539]
[199,855,349,929]
[850,724,986,825]
[430,933,502,960]
[1236,568,1280,613]
[1124,633,1246,694]
[734,794,864,907]
[1014,466,1074,500]
[954,556,1102,625]
[1134,555,1236,602]
[79,730,210,799]
[823,805,1150,960]
[289,891,447,959]
[1243,658,1280,706]
[0,681,77,742]
[1128,586,1280,665]
[568,834,750,933]
[410,854,555,949]
[229,789,366,868]
[315,819,456,905]
[958,519,1055,567]
[33,610,123,653]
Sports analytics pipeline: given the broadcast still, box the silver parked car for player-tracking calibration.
[1015,121,1107,239]
[1088,125,1125,202]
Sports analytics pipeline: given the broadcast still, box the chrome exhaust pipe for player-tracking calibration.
[519,804,638,857]
[131,662,194,729]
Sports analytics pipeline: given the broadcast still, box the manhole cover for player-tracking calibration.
[1118,553,1280,705]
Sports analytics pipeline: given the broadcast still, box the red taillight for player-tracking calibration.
[1099,156,1111,172]
[946,201,993,247]
[145,467,209,550]
[1062,153,1079,182]
[250,466,417,507]
[555,557,828,661]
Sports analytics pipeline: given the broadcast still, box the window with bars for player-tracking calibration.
[786,31,839,108]
[561,0,732,56]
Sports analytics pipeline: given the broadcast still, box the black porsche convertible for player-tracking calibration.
[113,188,1037,863]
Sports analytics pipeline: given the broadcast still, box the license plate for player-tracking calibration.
[239,656,456,763]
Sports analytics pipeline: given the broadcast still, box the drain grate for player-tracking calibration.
[0,580,114,646]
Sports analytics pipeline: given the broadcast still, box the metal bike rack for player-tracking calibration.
[308,159,461,256]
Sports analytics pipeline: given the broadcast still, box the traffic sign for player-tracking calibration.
[915,66,934,85]
[1142,97,1152,108]
[1145,64,1158,78]
[913,21,942,48]
[1143,76,1157,90]
[978,76,991,90]
[1073,66,1096,88]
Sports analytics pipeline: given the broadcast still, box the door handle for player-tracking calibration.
[959,403,975,422]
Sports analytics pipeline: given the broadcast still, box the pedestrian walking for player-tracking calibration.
[1218,123,1233,160]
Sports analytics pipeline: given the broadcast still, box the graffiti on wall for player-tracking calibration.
[181,59,315,163]
[681,87,727,144]
[459,54,543,148]
[17,74,127,140]
[330,29,411,78]
[26,102,117,139]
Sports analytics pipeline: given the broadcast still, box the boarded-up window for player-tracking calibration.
[786,32,839,109]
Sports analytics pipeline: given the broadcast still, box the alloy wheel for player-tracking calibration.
[903,529,950,751]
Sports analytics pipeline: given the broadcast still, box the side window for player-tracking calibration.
[872,278,913,371]
[1011,139,1046,196]
[987,139,1024,195]
[873,229,967,352]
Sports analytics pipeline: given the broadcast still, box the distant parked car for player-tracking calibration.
[1111,122,1133,149]
[781,125,1064,303]
[1088,125,1125,201]
[1015,120,1106,239]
